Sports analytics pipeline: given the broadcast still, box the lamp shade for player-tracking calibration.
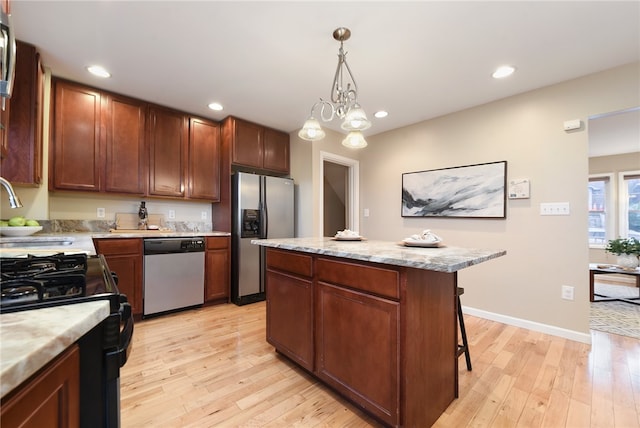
[341,104,371,131]
[342,131,368,149]
[298,117,326,141]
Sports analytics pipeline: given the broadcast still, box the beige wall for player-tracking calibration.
[589,151,640,264]
[291,62,639,341]
[290,127,363,237]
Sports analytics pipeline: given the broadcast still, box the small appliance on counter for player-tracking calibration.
[138,201,148,230]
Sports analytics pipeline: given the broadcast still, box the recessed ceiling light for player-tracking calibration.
[374,110,388,118]
[208,102,223,111]
[492,65,516,79]
[86,65,111,78]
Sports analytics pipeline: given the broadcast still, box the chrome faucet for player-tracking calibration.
[0,176,23,208]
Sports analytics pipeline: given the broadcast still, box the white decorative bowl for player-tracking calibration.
[0,226,43,237]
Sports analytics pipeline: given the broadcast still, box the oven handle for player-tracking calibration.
[105,296,134,381]
[117,298,134,366]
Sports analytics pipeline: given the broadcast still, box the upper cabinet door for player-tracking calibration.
[2,41,44,185]
[231,118,263,168]
[263,128,289,173]
[188,118,220,201]
[227,116,290,175]
[103,94,147,195]
[51,80,102,192]
[148,106,188,198]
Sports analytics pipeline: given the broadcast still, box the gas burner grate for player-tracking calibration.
[0,254,88,307]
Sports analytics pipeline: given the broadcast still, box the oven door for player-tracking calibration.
[78,258,134,428]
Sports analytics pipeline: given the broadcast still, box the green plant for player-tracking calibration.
[605,237,640,256]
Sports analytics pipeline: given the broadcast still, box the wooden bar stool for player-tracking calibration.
[457,287,472,371]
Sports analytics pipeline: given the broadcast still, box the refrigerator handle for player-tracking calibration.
[259,176,268,239]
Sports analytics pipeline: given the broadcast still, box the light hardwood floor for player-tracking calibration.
[121,301,640,427]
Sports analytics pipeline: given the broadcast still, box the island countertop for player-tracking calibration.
[252,237,506,272]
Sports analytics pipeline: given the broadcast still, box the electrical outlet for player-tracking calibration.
[168,210,176,219]
[201,211,208,220]
[561,285,574,301]
[97,208,105,218]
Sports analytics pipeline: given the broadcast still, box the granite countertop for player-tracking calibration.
[0,231,230,257]
[0,300,111,398]
[252,237,506,273]
[91,231,230,238]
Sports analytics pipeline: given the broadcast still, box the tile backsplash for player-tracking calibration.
[38,220,213,233]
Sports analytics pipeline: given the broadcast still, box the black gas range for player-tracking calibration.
[0,253,134,427]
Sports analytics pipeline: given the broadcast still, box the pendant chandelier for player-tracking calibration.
[298,27,371,148]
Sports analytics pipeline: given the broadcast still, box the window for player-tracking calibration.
[620,171,640,239]
[588,175,611,246]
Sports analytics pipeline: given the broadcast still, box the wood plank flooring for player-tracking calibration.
[120,301,640,427]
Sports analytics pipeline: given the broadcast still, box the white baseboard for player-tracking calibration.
[462,306,592,344]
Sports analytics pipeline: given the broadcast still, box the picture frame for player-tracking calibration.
[402,161,507,218]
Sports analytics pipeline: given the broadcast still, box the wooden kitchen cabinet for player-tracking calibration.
[103,93,147,195]
[93,238,143,316]
[265,249,314,371]
[147,105,188,198]
[262,127,289,173]
[205,236,230,302]
[225,116,290,175]
[264,248,457,427]
[316,258,400,426]
[50,79,102,192]
[51,79,147,195]
[1,344,80,428]
[50,79,221,202]
[1,40,44,185]
[316,283,400,426]
[188,118,220,201]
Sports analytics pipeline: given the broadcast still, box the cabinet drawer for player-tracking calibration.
[206,236,229,250]
[266,248,312,278]
[317,258,400,300]
[94,238,141,255]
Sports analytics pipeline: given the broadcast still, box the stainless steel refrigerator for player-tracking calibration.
[231,172,294,305]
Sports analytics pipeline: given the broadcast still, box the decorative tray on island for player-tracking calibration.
[332,230,365,241]
[401,238,444,248]
[331,236,366,241]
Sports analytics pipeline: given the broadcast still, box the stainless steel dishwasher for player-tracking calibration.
[143,237,205,317]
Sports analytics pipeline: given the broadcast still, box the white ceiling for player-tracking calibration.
[9,1,640,149]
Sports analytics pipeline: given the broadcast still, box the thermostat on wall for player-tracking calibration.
[508,179,530,199]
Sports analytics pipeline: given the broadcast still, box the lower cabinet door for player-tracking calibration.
[1,345,80,428]
[266,269,314,371]
[316,282,400,427]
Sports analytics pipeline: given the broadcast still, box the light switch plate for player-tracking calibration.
[540,202,570,216]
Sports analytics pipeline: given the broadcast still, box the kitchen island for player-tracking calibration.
[252,237,505,427]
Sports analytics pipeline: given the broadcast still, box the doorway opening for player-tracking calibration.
[319,151,359,237]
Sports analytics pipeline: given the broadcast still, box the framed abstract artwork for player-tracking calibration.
[402,161,507,218]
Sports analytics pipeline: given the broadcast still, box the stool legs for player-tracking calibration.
[457,293,472,371]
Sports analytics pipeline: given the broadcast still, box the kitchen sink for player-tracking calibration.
[0,238,75,248]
